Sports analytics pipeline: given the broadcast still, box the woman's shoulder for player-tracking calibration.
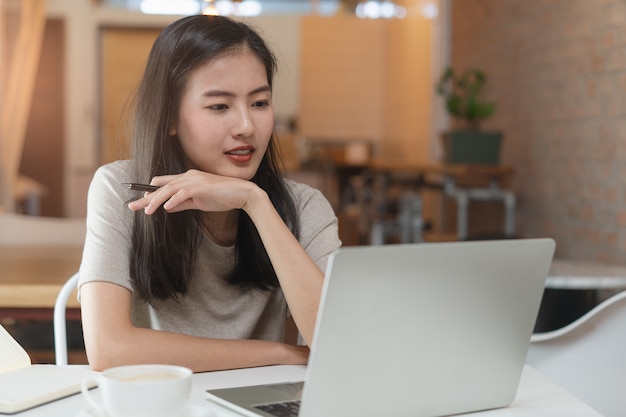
[94,160,136,182]
[283,178,323,200]
[283,178,334,211]
[89,160,136,202]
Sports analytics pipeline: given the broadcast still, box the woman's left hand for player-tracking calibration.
[127,169,262,215]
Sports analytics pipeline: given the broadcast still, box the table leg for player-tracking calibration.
[504,192,516,236]
[455,191,469,240]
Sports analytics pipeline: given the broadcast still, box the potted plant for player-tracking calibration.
[435,67,502,165]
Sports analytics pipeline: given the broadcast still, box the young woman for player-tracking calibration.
[79,15,341,372]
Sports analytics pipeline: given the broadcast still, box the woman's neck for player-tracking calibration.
[199,211,239,246]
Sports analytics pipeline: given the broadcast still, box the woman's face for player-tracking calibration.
[170,47,274,180]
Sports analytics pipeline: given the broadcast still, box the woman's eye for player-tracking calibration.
[253,100,270,108]
[208,104,228,111]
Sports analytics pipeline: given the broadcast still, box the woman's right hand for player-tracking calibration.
[127,169,260,215]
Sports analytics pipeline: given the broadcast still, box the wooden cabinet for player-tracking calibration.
[299,15,433,165]
[300,16,387,142]
[100,27,160,164]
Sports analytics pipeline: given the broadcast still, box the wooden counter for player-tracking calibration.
[368,160,515,183]
[0,245,82,319]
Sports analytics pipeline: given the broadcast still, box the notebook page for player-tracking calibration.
[0,365,95,414]
[0,324,30,373]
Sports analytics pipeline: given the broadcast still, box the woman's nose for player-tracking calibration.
[232,106,254,137]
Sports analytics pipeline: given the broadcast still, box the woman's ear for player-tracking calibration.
[168,125,177,136]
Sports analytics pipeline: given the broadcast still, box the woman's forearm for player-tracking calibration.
[80,281,308,372]
[242,187,325,346]
[86,326,308,372]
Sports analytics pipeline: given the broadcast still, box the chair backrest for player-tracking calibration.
[53,272,80,366]
[526,290,626,417]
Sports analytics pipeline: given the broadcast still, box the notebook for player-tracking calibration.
[0,324,95,414]
[206,238,556,417]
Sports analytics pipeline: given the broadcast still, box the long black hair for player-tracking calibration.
[129,15,299,303]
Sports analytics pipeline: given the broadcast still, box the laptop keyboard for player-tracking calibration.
[253,400,301,417]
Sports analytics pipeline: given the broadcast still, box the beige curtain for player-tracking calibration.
[0,0,47,213]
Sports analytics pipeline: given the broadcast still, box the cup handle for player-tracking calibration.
[81,375,105,415]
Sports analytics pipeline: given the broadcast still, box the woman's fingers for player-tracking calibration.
[127,171,248,214]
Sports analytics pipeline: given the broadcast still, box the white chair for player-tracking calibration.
[53,272,80,366]
[526,290,626,417]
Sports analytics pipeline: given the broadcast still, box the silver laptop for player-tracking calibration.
[206,238,556,417]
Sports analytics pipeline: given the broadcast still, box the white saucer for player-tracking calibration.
[76,401,216,417]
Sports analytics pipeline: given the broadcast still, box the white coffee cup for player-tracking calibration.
[81,364,192,417]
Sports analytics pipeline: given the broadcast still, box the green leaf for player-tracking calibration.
[434,67,496,130]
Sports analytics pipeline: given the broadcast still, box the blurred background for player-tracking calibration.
[4,0,626,261]
[4,0,626,363]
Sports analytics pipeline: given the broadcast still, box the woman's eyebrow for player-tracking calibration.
[249,85,271,96]
[202,85,271,98]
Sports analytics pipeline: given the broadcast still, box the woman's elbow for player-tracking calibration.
[84,342,116,371]
[83,331,133,371]
[79,282,136,370]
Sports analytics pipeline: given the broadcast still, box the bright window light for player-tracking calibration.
[421,2,438,19]
[355,1,405,19]
[363,1,380,18]
[379,1,396,18]
[237,1,262,16]
[214,0,262,16]
[140,0,200,15]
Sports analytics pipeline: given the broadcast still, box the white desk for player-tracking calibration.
[17,365,603,416]
[548,259,626,290]
[537,259,626,331]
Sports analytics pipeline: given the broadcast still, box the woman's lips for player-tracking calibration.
[225,147,254,163]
